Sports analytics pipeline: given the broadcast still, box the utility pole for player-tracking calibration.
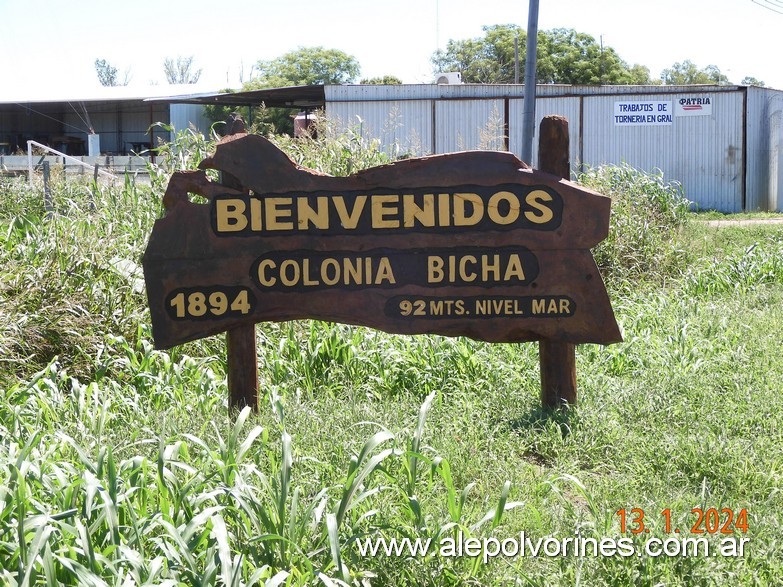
[521,0,540,165]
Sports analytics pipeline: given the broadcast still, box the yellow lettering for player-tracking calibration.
[302,259,317,286]
[428,256,445,283]
[321,258,340,285]
[334,195,367,229]
[403,194,435,227]
[375,257,396,284]
[525,190,554,224]
[438,193,451,226]
[532,298,546,314]
[297,197,329,230]
[265,197,294,230]
[344,258,362,284]
[250,197,263,231]
[215,199,247,233]
[503,254,526,281]
[559,298,571,314]
[257,259,276,286]
[453,193,483,226]
[279,260,300,286]
[372,195,400,228]
[482,254,501,281]
[459,255,477,281]
[547,298,558,313]
[488,191,520,225]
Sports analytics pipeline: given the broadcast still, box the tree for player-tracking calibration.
[361,75,403,85]
[431,25,651,85]
[432,24,520,83]
[537,28,651,85]
[660,60,729,85]
[240,47,360,134]
[163,56,202,84]
[250,46,360,87]
[94,58,130,87]
[741,76,765,87]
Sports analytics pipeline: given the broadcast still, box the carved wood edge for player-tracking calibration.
[162,169,244,211]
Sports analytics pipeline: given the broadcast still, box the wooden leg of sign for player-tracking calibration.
[221,120,260,413]
[539,341,577,407]
[538,115,578,408]
[227,325,259,412]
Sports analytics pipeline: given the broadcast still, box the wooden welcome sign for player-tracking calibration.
[143,116,621,408]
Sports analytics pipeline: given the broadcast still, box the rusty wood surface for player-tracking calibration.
[143,131,622,351]
[226,323,258,412]
[221,125,260,413]
[538,115,578,408]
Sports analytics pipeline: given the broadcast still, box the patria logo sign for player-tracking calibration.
[676,95,713,117]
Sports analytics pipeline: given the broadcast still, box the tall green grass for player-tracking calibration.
[577,163,691,282]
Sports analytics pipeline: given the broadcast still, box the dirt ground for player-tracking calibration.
[703,217,783,227]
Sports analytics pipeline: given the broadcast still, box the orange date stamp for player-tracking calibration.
[615,508,749,535]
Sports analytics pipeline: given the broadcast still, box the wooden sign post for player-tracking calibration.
[538,115,577,408]
[143,117,621,411]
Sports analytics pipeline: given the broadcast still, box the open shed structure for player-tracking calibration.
[0,85,214,158]
[165,83,783,213]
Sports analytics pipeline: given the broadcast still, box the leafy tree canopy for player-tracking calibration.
[660,60,729,85]
[361,75,403,85]
[538,28,651,85]
[235,47,360,135]
[94,59,130,87]
[163,56,202,85]
[248,46,360,88]
[741,76,765,87]
[432,25,651,85]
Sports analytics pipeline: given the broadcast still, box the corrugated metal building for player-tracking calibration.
[323,84,783,212]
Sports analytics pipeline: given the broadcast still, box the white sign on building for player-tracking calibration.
[613,101,673,126]
[675,96,713,117]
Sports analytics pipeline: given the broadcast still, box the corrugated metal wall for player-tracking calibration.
[435,99,505,152]
[581,90,745,212]
[63,101,169,154]
[508,97,582,170]
[324,84,783,212]
[327,99,434,155]
[747,87,783,211]
[170,104,212,136]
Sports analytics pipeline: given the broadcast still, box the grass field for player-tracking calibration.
[1,136,782,585]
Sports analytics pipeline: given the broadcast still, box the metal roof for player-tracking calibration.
[143,83,767,111]
[0,84,223,105]
[145,85,327,109]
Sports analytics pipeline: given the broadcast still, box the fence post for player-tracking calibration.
[28,141,33,188]
[43,161,53,215]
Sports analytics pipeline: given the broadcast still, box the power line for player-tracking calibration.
[67,102,91,131]
[752,0,783,14]
[12,103,87,133]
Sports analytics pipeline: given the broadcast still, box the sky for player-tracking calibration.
[1,0,782,98]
